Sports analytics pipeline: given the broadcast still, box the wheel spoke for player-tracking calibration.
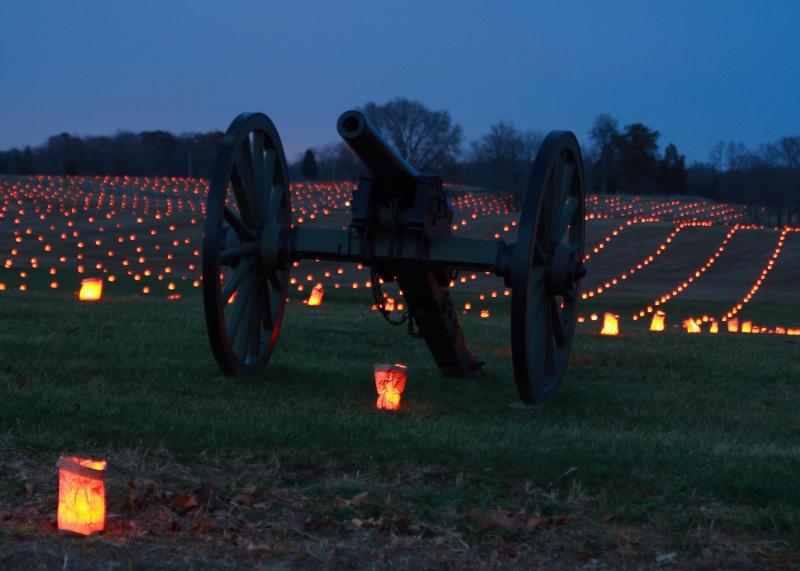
[248,279,263,359]
[224,206,254,240]
[543,299,556,375]
[220,242,257,265]
[233,137,257,226]
[550,296,566,346]
[262,150,277,221]
[261,276,273,330]
[556,197,580,240]
[233,275,257,359]
[228,275,253,347]
[221,259,254,303]
[534,240,548,266]
[547,159,570,240]
[266,183,284,223]
[251,132,266,218]
[558,161,575,206]
[539,174,554,246]
[530,266,547,285]
[267,270,283,291]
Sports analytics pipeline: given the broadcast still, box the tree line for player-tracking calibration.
[0,131,224,180]
[688,139,800,225]
[1,98,797,223]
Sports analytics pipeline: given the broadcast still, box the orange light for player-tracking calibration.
[374,363,407,411]
[683,318,701,333]
[57,456,106,536]
[600,313,619,336]
[307,283,324,306]
[741,321,752,333]
[709,321,719,334]
[78,278,103,301]
[649,310,666,332]
[727,318,739,333]
[480,309,490,318]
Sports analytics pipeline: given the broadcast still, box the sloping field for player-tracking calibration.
[1,175,799,568]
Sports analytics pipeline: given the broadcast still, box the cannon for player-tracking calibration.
[202,110,586,404]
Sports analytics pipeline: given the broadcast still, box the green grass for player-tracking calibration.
[1,284,799,539]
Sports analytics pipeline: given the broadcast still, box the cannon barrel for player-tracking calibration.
[337,110,420,184]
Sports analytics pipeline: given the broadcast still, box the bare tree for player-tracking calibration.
[522,129,545,161]
[725,141,750,171]
[589,114,619,193]
[470,121,527,196]
[314,142,362,181]
[708,140,726,171]
[361,98,462,172]
[763,136,800,169]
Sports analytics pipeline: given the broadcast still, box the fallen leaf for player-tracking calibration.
[246,542,272,556]
[616,543,637,556]
[655,552,678,565]
[128,480,150,509]
[173,492,199,512]
[617,532,640,545]
[350,492,369,507]
[482,509,526,532]
[231,493,253,506]
[194,481,219,509]
[189,519,214,533]
[526,515,542,529]
[380,515,411,534]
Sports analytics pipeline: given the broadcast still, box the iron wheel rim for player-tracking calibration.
[511,131,585,404]
[202,113,291,376]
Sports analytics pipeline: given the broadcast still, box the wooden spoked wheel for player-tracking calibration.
[511,131,585,404]
[202,113,291,376]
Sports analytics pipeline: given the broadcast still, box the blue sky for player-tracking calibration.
[1,1,798,164]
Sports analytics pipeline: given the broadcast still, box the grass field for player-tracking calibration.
[2,175,800,568]
[1,285,799,568]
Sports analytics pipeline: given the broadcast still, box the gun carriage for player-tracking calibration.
[202,110,586,403]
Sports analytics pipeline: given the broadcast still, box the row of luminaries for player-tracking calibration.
[595,311,800,336]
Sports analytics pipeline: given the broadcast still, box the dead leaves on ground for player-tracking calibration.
[480,509,567,534]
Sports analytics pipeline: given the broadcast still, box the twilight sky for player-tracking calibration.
[1,1,798,164]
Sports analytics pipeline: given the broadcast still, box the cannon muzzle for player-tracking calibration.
[337,110,420,184]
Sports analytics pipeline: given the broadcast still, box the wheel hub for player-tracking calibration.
[547,243,581,296]
[258,222,288,272]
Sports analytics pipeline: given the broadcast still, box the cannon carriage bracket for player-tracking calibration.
[202,109,586,404]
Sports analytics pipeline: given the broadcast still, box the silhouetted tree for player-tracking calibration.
[708,140,725,172]
[614,123,660,194]
[686,163,721,200]
[470,121,527,197]
[361,97,462,172]
[658,143,687,195]
[0,130,224,179]
[589,114,619,194]
[314,143,362,181]
[300,149,318,180]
